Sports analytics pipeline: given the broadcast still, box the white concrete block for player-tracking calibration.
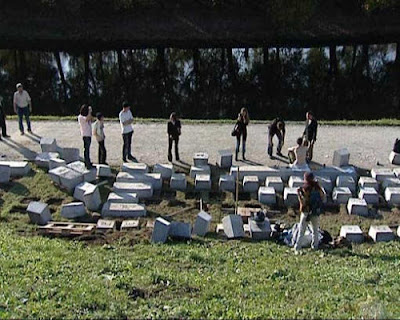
[219,175,236,192]
[284,187,299,207]
[120,220,139,231]
[339,225,363,243]
[393,168,400,178]
[35,152,59,168]
[195,174,211,191]
[280,166,311,182]
[107,192,138,204]
[332,148,350,167]
[153,163,173,180]
[101,202,147,217]
[258,187,276,205]
[389,151,400,165]
[288,176,304,188]
[230,165,280,181]
[40,137,57,153]
[384,187,400,206]
[217,150,233,168]
[49,166,84,192]
[121,162,149,175]
[67,161,97,182]
[316,176,333,193]
[190,165,211,179]
[170,173,187,191]
[336,175,356,193]
[358,176,379,191]
[347,198,368,216]
[243,176,259,193]
[249,218,271,240]
[0,161,30,176]
[0,164,11,183]
[193,152,209,166]
[368,225,395,242]
[27,201,52,225]
[193,211,212,236]
[332,187,352,204]
[113,182,153,199]
[49,158,66,170]
[371,168,395,182]
[265,176,284,193]
[73,182,101,211]
[96,164,113,178]
[96,219,116,232]
[59,147,80,164]
[222,214,245,239]
[358,187,379,205]
[382,177,400,190]
[169,221,192,239]
[116,172,162,190]
[315,166,357,181]
[151,217,171,243]
[60,202,86,219]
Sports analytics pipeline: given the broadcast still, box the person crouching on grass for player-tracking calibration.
[93,112,107,165]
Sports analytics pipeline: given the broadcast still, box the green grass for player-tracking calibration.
[1,166,400,318]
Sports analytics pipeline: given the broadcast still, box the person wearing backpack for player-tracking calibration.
[294,172,326,253]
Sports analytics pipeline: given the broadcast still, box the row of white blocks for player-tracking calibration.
[340,225,398,243]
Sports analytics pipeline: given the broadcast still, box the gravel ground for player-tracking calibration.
[0,120,398,170]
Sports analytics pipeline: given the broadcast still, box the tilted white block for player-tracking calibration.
[195,174,211,191]
[35,152,59,168]
[96,164,113,178]
[116,172,162,190]
[59,147,80,164]
[27,201,52,225]
[40,137,58,153]
[49,166,69,185]
[96,219,116,231]
[60,202,87,219]
[358,176,379,191]
[332,148,350,167]
[170,173,187,191]
[389,151,400,165]
[217,150,233,168]
[222,214,245,239]
[382,178,400,190]
[190,165,211,179]
[73,182,101,211]
[219,175,236,192]
[153,163,174,180]
[193,211,212,236]
[67,161,97,182]
[121,162,148,175]
[0,164,11,183]
[113,182,153,199]
[151,217,171,243]
[243,176,259,193]
[107,192,138,204]
[288,176,304,188]
[336,175,356,193]
[230,166,280,181]
[258,187,276,205]
[265,176,284,193]
[316,176,333,193]
[368,225,394,242]
[358,187,379,205]
[332,187,352,204]
[193,152,209,166]
[101,202,146,218]
[169,221,192,239]
[49,158,66,170]
[371,168,395,182]
[284,187,299,207]
[347,198,368,216]
[339,225,363,243]
[384,187,400,206]
[0,161,30,177]
[49,166,84,192]
[249,218,271,240]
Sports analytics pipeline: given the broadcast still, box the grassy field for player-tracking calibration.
[1,165,400,319]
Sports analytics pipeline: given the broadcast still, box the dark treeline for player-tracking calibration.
[0,44,399,120]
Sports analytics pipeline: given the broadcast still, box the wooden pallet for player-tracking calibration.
[39,222,96,236]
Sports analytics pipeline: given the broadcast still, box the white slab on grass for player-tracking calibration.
[96,219,116,231]
[358,176,379,191]
[113,182,153,199]
[116,172,162,190]
[169,221,192,239]
[265,176,284,193]
[49,166,84,192]
[339,225,363,243]
[368,225,395,242]
[371,168,395,182]
[222,214,245,239]
[107,192,139,204]
[195,174,211,191]
[358,187,379,205]
[120,220,140,231]
[382,178,400,190]
[151,217,171,243]
[336,175,356,193]
[59,147,80,164]
[230,166,280,181]
[332,187,352,204]
[347,198,368,216]
[101,202,147,217]
[73,182,102,211]
[332,148,350,167]
[249,218,271,240]
[288,176,304,188]
[0,161,31,176]
[27,201,52,225]
[67,161,97,182]
[190,165,211,179]
[170,173,187,191]
[40,137,58,153]
[35,152,59,168]
[243,176,259,193]
[49,158,66,170]
[217,150,233,168]
[384,187,400,206]
[60,202,86,219]
[121,162,149,175]
[193,152,209,166]
[96,164,113,178]
[193,211,212,236]
[258,187,276,205]
[284,187,299,207]
[153,163,174,180]
[219,175,236,192]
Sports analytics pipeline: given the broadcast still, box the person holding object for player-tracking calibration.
[303,111,318,162]
[13,83,32,135]
[93,112,107,165]
[119,101,135,163]
[294,172,325,253]
[233,107,250,161]
[78,104,94,169]
[0,96,10,140]
[167,112,181,162]
[288,137,308,167]
[267,117,285,158]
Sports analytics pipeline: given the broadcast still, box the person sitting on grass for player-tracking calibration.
[93,112,107,165]
[288,137,308,168]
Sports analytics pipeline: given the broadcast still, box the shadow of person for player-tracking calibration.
[27,132,42,139]
[242,159,263,166]
[1,138,38,160]
[24,133,41,144]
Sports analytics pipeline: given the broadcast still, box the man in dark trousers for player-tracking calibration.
[267,117,285,158]
[0,96,10,140]
[303,111,318,161]
[167,112,181,162]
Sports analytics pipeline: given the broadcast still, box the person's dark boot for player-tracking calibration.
[168,154,172,162]
[128,155,135,161]
[242,153,246,161]
[235,152,238,161]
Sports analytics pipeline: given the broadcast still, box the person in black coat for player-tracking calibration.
[267,117,285,158]
[303,111,318,161]
[0,96,10,140]
[167,112,181,162]
[233,107,250,161]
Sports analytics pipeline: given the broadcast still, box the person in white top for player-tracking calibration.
[78,104,94,169]
[119,102,134,162]
[13,83,32,135]
[93,112,107,165]
[288,137,309,168]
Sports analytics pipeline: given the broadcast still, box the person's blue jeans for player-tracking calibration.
[83,136,92,168]
[17,106,31,133]
[236,135,246,156]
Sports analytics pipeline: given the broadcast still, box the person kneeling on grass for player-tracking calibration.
[294,172,326,253]
[288,137,308,168]
[93,112,107,165]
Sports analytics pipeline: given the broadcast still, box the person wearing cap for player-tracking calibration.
[78,104,94,169]
[93,112,107,165]
[13,83,32,135]
[267,117,285,158]
[119,101,135,162]
[0,95,10,140]
[167,112,181,162]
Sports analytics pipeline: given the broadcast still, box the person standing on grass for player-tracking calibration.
[303,111,318,162]
[267,117,286,158]
[93,112,107,165]
[0,96,10,140]
[119,101,135,163]
[13,83,32,135]
[167,112,181,162]
[78,104,94,169]
[233,107,250,161]
[294,172,325,254]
